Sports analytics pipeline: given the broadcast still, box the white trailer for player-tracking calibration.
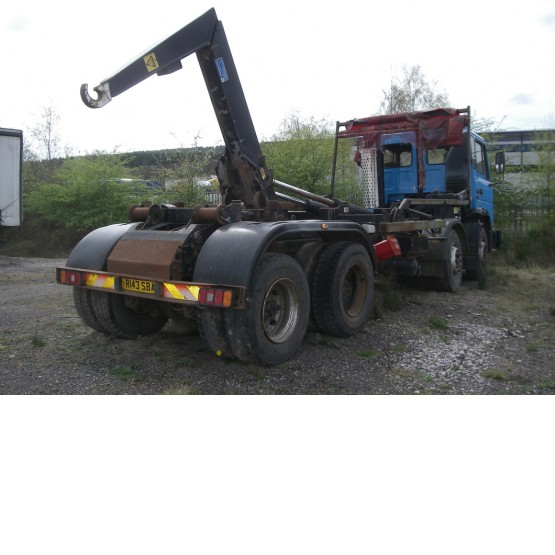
[0,128,23,227]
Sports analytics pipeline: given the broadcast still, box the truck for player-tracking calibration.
[56,8,502,366]
[0,128,23,229]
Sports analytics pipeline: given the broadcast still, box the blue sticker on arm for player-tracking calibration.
[215,57,229,83]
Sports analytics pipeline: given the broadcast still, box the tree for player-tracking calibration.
[379,65,449,114]
[533,130,555,223]
[154,136,219,206]
[263,113,334,196]
[26,154,134,234]
[24,104,64,186]
[28,104,61,162]
[262,112,361,203]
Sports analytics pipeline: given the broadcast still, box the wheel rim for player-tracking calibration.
[261,278,299,344]
[450,242,463,278]
[342,264,367,317]
[478,231,487,261]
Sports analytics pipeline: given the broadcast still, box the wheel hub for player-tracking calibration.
[262,278,299,344]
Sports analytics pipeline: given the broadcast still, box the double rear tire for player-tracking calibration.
[224,253,310,366]
[73,289,168,338]
[198,243,375,365]
[311,242,374,337]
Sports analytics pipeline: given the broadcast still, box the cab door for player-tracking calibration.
[470,135,494,223]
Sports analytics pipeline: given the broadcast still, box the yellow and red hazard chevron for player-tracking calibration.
[85,273,115,289]
[162,283,200,302]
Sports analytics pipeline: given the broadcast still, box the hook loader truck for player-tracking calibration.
[57,8,502,366]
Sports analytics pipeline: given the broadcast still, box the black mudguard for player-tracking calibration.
[66,223,140,270]
[418,219,468,277]
[193,220,374,290]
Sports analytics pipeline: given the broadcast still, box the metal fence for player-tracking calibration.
[496,194,553,232]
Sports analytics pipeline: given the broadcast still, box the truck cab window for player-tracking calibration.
[427,148,447,165]
[383,143,412,167]
[472,137,489,177]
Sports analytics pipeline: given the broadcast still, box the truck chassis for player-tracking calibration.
[57,8,499,365]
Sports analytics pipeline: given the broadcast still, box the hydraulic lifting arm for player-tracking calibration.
[81,8,275,209]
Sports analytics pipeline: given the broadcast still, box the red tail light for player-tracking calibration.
[198,288,233,307]
[59,269,84,285]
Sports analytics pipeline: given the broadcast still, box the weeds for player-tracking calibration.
[108,364,146,383]
[427,316,448,331]
[538,379,555,391]
[373,275,407,319]
[31,335,45,348]
[526,340,547,352]
[163,383,197,395]
[483,369,508,381]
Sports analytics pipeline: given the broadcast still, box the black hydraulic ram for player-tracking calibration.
[80,8,275,210]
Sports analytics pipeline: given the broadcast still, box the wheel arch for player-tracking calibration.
[66,223,140,270]
[193,220,374,291]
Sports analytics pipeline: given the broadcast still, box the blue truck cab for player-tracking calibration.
[380,128,494,226]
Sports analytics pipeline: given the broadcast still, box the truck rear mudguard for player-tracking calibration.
[193,219,375,290]
[66,223,140,270]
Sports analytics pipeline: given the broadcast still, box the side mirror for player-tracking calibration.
[495,151,505,175]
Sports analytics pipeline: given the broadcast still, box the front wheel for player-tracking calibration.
[438,230,464,292]
[466,225,488,282]
[224,253,309,365]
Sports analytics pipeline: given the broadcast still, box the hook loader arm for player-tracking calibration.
[81,8,275,209]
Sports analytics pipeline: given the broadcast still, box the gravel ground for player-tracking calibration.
[1,255,554,395]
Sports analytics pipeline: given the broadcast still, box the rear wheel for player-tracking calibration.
[438,230,463,292]
[224,253,309,365]
[466,225,488,282]
[90,292,168,338]
[73,288,104,332]
[311,242,374,337]
[198,308,235,359]
[294,241,326,331]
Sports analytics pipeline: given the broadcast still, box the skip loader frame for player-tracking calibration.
[57,8,500,365]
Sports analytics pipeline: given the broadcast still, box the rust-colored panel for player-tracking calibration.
[107,238,184,280]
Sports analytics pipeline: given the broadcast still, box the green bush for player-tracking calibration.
[26,154,137,233]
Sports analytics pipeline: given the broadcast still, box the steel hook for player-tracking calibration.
[80,82,112,109]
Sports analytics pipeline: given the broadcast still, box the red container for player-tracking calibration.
[373,236,401,262]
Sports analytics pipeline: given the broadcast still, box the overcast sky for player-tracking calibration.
[2,0,554,155]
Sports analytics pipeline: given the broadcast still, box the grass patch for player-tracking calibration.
[108,364,146,383]
[163,383,197,394]
[390,367,422,380]
[525,340,547,352]
[322,338,341,350]
[31,334,45,348]
[538,379,555,391]
[373,275,408,318]
[427,316,448,331]
[305,333,341,350]
[483,369,508,381]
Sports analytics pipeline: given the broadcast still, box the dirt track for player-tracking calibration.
[1,255,554,395]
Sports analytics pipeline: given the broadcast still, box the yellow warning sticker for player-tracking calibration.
[143,52,159,72]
